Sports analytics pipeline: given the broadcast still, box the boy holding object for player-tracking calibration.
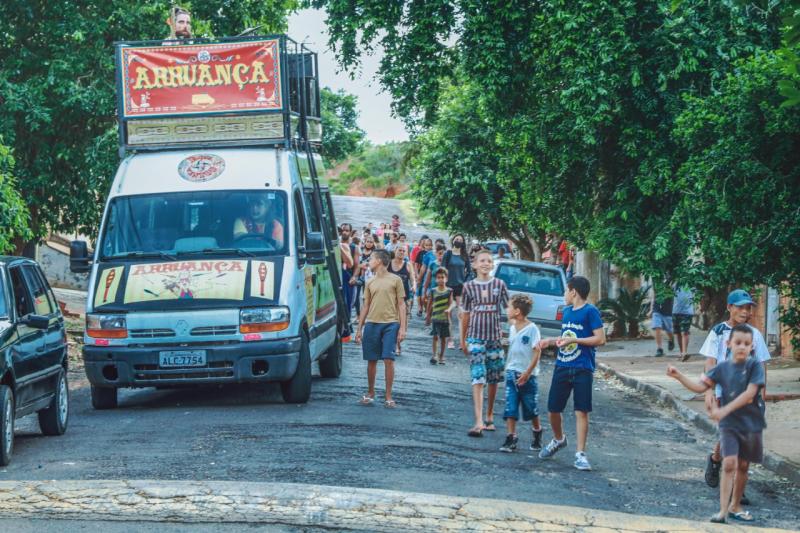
[499,294,544,453]
[667,324,765,524]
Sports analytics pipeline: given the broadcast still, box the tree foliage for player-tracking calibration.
[320,87,366,163]
[0,0,297,246]
[0,140,31,253]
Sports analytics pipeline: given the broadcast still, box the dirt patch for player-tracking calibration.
[345,179,408,198]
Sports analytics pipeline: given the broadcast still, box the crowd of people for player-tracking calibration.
[338,219,769,525]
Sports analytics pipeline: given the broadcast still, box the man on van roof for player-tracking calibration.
[166,6,192,40]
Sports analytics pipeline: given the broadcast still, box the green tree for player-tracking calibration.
[320,87,366,163]
[0,1,297,249]
[0,140,31,252]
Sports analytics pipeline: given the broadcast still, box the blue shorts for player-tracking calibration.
[503,370,539,421]
[467,338,504,385]
[652,312,673,333]
[547,366,593,413]
[362,322,399,361]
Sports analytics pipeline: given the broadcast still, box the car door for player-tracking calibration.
[7,264,45,409]
[23,265,64,373]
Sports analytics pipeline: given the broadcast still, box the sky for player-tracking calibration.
[288,8,409,145]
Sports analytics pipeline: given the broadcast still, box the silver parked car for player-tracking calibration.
[491,259,567,338]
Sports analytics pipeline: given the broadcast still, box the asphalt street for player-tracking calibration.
[2,310,799,529]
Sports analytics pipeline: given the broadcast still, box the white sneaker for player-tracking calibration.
[574,451,592,471]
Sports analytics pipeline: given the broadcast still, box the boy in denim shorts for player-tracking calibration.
[499,294,544,452]
[459,250,509,437]
[538,276,606,470]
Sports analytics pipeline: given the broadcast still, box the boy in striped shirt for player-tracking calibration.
[459,249,509,437]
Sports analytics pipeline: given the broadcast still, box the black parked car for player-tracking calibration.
[0,257,70,465]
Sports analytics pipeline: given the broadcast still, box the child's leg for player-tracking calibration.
[549,412,564,441]
[472,383,484,429]
[432,335,439,358]
[487,383,498,421]
[507,417,517,435]
[719,456,737,517]
[503,371,519,435]
[654,327,663,349]
[681,331,690,355]
[730,459,750,513]
[712,441,722,462]
[575,411,589,452]
[531,416,541,431]
[384,359,395,402]
[439,335,447,358]
[367,360,378,398]
[485,341,505,422]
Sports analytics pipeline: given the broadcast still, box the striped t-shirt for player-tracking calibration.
[429,287,452,322]
[462,277,509,340]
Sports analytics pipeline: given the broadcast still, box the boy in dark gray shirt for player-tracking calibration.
[666,324,765,524]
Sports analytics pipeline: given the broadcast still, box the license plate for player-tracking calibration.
[159,350,207,368]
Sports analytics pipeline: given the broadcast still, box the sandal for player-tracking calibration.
[728,511,754,522]
[384,400,397,408]
[430,357,438,365]
[438,359,445,365]
[483,420,496,431]
[359,395,375,406]
[680,353,691,362]
[709,514,726,524]
[467,427,483,438]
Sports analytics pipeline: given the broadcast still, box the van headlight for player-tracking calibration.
[86,314,128,338]
[239,306,290,333]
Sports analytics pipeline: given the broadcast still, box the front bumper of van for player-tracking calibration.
[82,337,301,388]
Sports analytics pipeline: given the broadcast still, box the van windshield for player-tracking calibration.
[100,190,289,259]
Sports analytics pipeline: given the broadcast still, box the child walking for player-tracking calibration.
[538,276,605,470]
[667,324,765,524]
[499,294,544,453]
[425,268,453,365]
[459,249,509,437]
[355,250,407,408]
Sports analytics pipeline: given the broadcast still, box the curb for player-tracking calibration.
[0,479,789,532]
[598,363,800,486]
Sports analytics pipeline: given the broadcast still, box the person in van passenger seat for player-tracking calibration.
[233,195,284,247]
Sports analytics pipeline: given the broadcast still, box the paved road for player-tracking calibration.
[3,310,798,529]
[331,194,449,243]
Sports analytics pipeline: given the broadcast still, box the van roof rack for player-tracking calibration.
[113,34,321,155]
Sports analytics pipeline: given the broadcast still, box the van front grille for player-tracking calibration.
[191,325,238,336]
[129,328,175,338]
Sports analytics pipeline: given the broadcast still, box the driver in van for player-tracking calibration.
[233,195,284,248]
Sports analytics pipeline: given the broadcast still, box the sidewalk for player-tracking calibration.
[597,328,800,484]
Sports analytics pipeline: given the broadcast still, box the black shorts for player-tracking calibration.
[547,366,593,413]
[448,284,464,298]
[431,321,451,338]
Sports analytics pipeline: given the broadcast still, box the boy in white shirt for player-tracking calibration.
[499,294,544,452]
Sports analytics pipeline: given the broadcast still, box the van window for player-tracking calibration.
[495,264,564,297]
[100,190,289,258]
[9,267,33,318]
[0,271,8,319]
[23,265,55,315]
[321,191,338,242]
[293,190,307,247]
[303,189,321,232]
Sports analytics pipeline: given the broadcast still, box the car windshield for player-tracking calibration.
[495,264,564,296]
[0,273,7,318]
[100,190,289,259]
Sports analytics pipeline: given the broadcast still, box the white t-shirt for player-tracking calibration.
[699,322,770,397]
[506,322,541,375]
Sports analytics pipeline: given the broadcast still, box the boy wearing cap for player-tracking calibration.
[699,289,770,496]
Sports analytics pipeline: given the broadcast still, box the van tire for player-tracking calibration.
[318,337,342,378]
[281,332,311,403]
[0,385,14,466]
[38,369,69,436]
[91,385,118,410]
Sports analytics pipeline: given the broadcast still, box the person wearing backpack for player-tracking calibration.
[443,234,470,349]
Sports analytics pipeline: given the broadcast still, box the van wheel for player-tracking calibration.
[0,385,14,466]
[91,385,118,410]
[281,331,311,403]
[38,369,69,435]
[318,337,342,378]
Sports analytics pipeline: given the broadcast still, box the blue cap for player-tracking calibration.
[727,289,754,306]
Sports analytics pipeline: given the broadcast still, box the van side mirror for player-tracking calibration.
[304,232,326,265]
[21,314,50,330]
[70,240,91,273]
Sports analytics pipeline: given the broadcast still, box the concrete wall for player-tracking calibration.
[36,242,88,291]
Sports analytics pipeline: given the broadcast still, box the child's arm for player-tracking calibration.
[517,344,542,386]
[397,286,407,342]
[425,292,433,325]
[666,365,710,394]
[556,327,606,348]
[460,311,470,354]
[709,383,760,423]
[447,292,454,323]
[355,287,371,343]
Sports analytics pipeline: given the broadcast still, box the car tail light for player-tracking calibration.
[86,314,128,338]
[556,305,565,321]
[239,306,290,333]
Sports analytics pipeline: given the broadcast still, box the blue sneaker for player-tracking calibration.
[574,451,592,471]
[538,436,567,459]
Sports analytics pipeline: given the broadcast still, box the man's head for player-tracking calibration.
[507,293,533,322]
[391,232,399,243]
[497,247,506,258]
[167,7,192,39]
[370,249,391,271]
[247,196,268,222]
[565,276,590,305]
[435,238,445,247]
[435,267,448,286]
[393,245,407,260]
[727,289,755,325]
[473,249,493,275]
[339,223,352,240]
[435,243,446,260]
[727,324,754,362]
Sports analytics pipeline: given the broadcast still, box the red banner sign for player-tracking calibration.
[119,39,282,118]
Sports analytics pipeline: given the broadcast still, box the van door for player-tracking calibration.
[302,187,336,357]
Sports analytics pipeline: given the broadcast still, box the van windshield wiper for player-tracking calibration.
[177,248,257,258]
[104,251,177,261]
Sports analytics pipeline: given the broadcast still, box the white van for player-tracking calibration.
[70,36,346,408]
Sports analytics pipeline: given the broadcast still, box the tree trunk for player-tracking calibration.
[628,320,640,338]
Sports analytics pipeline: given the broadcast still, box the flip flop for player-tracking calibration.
[728,511,754,522]
[430,357,438,365]
[483,420,496,431]
[359,395,375,406]
[384,400,397,408]
[709,514,726,524]
[438,359,445,365]
[467,427,483,437]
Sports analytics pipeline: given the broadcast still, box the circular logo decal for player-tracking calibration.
[178,154,225,182]
[197,50,211,63]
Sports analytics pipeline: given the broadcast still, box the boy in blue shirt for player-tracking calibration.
[538,276,606,470]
